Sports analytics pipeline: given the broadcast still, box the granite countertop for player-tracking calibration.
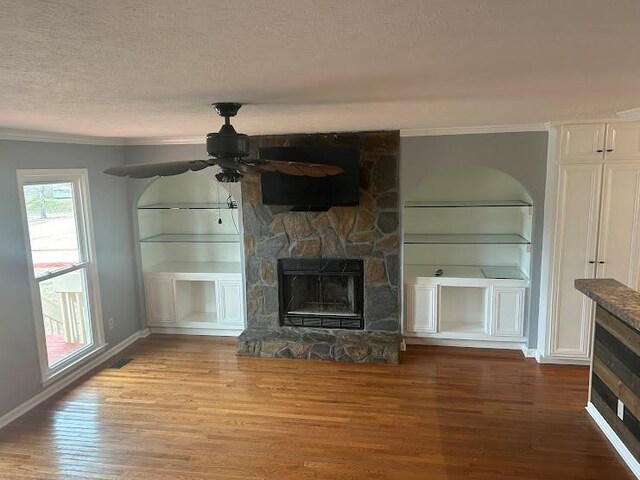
[575,278,640,332]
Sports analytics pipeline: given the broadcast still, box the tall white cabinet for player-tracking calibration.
[539,122,640,363]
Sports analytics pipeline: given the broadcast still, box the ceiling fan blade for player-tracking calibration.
[104,159,214,178]
[242,159,344,177]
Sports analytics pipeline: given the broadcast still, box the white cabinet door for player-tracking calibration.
[560,124,606,163]
[144,276,175,325]
[491,287,524,337]
[597,163,640,289]
[548,163,602,359]
[605,123,640,162]
[217,281,243,326]
[405,284,437,334]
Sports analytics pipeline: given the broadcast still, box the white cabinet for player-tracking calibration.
[597,164,640,288]
[491,287,525,337]
[559,123,640,163]
[217,281,243,326]
[541,122,640,363]
[144,271,244,334]
[547,164,601,359]
[605,123,640,161]
[404,276,526,342]
[405,284,437,334]
[144,276,175,324]
[560,124,606,163]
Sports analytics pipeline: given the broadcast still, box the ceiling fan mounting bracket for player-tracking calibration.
[212,102,242,119]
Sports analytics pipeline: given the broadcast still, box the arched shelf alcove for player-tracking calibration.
[403,166,533,345]
[137,171,244,335]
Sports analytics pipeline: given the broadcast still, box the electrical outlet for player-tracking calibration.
[617,399,625,420]
[108,318,115,330]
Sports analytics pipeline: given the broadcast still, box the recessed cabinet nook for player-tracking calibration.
[538,121,640,363]
[404,167,532,348]
[138,172,244,335]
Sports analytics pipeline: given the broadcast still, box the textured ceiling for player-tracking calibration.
[0,0,639,138]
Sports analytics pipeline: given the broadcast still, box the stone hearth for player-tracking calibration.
[238,131,401,364]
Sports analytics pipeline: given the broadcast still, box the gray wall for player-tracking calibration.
[0,140,140,418]
[401,132,549,347]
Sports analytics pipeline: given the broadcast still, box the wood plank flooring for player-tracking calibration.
[0,335,633,479]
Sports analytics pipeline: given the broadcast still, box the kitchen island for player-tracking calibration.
[575,278,640,478]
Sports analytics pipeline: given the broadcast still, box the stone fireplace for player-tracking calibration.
[237,131,402,363]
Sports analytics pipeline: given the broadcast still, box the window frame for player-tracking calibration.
[17,169,105,386]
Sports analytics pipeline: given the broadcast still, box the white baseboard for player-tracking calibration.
[149,326,242,337]
[0,328,150,430]
[405,337,526,351]
[586,402,640,478]
[521,346,537,358]
[535,352,590,365]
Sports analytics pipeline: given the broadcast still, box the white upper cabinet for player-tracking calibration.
[605,123,640,161]
[560,124,606,163]
[597,164,640,289]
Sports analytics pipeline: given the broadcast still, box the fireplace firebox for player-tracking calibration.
[278,259,364,329]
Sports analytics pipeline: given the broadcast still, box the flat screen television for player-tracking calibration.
[260,146,360,211]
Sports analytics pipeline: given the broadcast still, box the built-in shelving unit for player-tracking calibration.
[137,171,244,335]
[403,166,532,347]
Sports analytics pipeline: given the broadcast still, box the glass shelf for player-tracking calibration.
[144,262,242,274]
[404,234,530,245]
[404,264,527,280]
[404,200,532,208]
[138,203,237,210]
[140,234,240,244]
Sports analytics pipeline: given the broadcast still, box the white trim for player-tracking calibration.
[123,135,204,146]
[405,336,526,351]
[586,402,640,478]
[0,328,150,431]
[521,346,537,358]
[534,352,590,365]
[617,108,640,121]
[148,326,242,337]
[0,128,122,145]
[400,123,548,137]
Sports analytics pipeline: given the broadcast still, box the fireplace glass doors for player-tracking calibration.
[278,259,364,329]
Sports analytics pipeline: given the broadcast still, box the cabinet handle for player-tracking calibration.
[606,149,613,152]
[596,149,604,153]
[598,261,606,264]
[588,260,596,264]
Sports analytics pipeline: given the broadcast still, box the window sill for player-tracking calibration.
[41,343,108,388]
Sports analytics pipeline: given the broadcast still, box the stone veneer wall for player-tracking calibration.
[238,131,401,363]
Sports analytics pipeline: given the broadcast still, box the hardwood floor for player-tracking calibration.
[0,335,632,479]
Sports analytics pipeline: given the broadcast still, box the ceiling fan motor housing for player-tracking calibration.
[206,131,249,158]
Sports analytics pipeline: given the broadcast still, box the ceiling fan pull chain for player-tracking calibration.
[215,170,222,224]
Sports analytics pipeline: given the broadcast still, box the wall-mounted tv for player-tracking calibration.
[260,146,360,211]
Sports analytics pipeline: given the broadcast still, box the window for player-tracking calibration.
[17,169,104,384]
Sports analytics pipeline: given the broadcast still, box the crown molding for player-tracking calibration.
[0,128,123,145]
[617,107,640,121]
[400,123,548,137]
[123,135,203,146]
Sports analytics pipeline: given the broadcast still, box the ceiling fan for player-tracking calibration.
[104,103,344,182]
